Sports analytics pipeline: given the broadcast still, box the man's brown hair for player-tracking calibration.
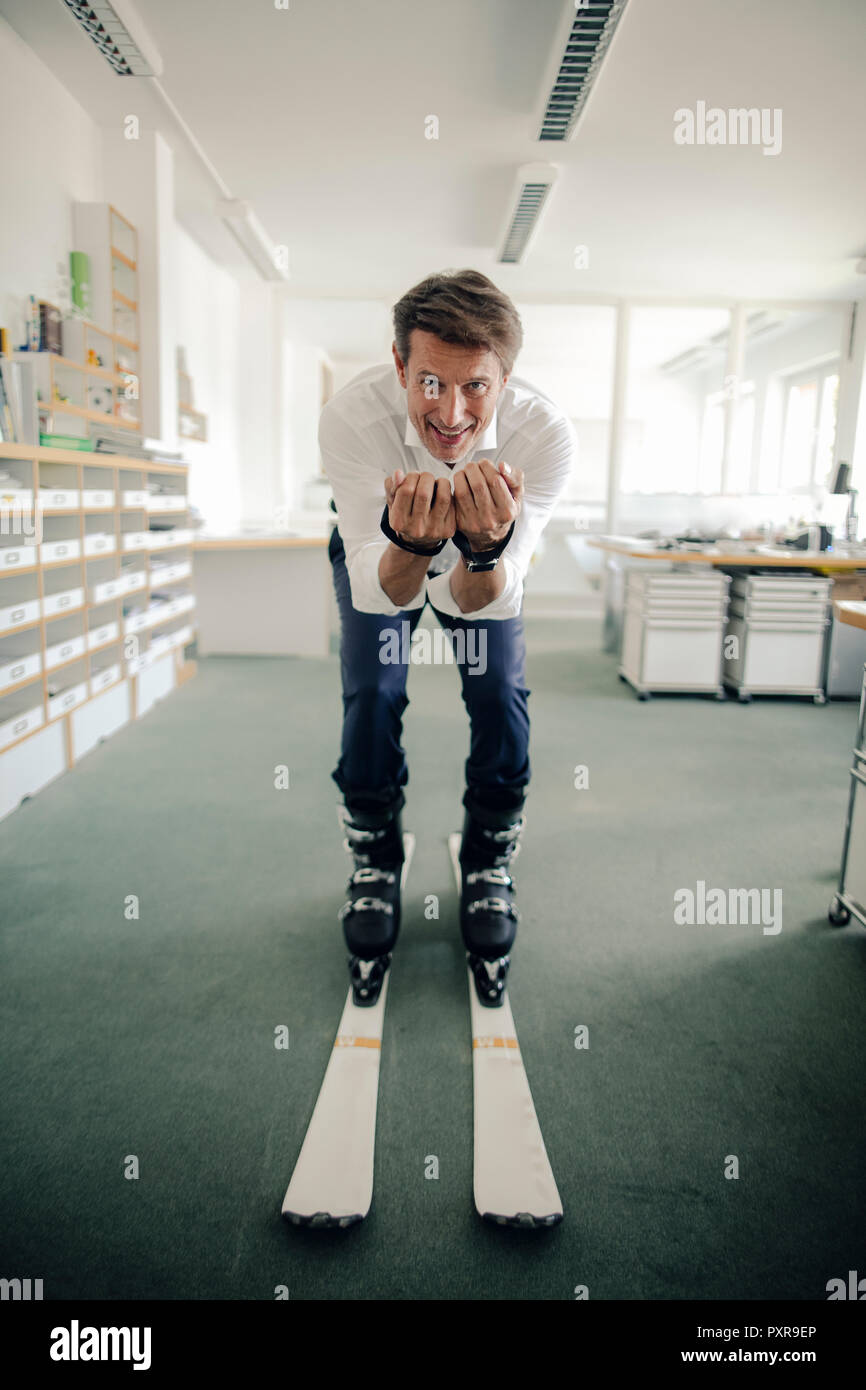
[392,269,523,377]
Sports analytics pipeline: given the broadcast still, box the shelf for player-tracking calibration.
[0,617,43,640]
[112,289,138,311]
[0,671,44,698]
[110,246,137,271]
[45,354,130,387]
[37,400,140,431]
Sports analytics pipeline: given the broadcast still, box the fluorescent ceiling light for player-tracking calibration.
[59,0,163,77]
[497,164,559,265]
[536,0,629,142]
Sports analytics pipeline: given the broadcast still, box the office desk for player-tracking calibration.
[191,534,330,657]
[588,536,866,655]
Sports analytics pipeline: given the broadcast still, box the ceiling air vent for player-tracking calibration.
[497,164,559,265]
[59,0,163,77]
[538,0,629,142]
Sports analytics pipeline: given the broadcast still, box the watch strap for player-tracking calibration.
[380,505,448,557]
[452,520,516,570]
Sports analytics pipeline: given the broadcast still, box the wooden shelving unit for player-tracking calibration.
[0,442,197,821]
[70,203,142,431]
[16,337,141,438]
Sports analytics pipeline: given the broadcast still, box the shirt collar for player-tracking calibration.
[403,411,498,457]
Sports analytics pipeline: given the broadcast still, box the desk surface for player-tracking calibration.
[835,601,866,630]
[588,534,866,570]
[193,534,328,551]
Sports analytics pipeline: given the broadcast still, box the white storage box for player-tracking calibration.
[123,609,150,635]
[90,662,121,695]
[90,577,123,603]
[122,531,150,552]
[88,620,119,650]
[48,679,88,719]
[0,700,43,751]
[42,586,84,618]
[41,538,81,564]
[147,494,188,512]
[81,489,114,508]
[122,570,147,593]
[122,490,149,508]
[0,544,38,572]
[44,633,86,670]
[38,488,80,510]
[0,486,34,508]
[83,532,115,556]
[0,649,42,691]
[0,597,40,630]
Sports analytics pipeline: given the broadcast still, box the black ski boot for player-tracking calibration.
[337,800,405,1007]
[459,805,525,1008]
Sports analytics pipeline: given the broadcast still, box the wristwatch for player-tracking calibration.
[451,521,516,572]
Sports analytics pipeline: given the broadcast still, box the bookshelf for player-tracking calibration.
[70,202,142,430]
[15,332,141,439]
[0,442,197,822]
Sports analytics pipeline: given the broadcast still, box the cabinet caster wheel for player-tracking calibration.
[637,690,651,701]
[715,691,726,701]
[813,693,826,705]
[618,672,627,682]
[738,692,752,704]
[828,897,850,927]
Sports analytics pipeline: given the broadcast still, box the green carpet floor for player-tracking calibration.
[1,616,865,1301]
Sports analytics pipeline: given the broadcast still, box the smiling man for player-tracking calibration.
[320,269,575,1008]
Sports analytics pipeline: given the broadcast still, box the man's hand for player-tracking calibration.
[384,468,456,550]
[453,460,523,552]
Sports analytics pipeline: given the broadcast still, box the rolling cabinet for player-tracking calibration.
[0,443,196,820]
[618,567,730,699]
[723,574,831,703]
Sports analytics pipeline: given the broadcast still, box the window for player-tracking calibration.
[780,366,839,492]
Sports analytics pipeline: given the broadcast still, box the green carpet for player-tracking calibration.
[1,617,864,1300]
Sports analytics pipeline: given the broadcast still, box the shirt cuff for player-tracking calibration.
[425,555,523,620]
[347,541,427,614]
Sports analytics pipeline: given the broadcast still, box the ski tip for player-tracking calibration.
[281,1208,365,1231]
[480,1210,564,1230]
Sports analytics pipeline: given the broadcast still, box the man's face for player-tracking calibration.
[392,329,508,468]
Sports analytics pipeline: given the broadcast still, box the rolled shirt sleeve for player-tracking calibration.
[319,405,427,614]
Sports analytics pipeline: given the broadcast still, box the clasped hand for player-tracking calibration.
[384,460,523,553]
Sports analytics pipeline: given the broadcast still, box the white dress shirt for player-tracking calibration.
[318,362,576,621]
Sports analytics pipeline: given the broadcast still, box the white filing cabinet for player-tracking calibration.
[723,574,830,703]
[618,568,730,699]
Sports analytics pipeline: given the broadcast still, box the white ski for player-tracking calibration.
[281,833,415,1227]
[448,833,563,1227]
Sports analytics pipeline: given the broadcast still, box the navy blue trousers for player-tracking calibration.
[328,528,530,819]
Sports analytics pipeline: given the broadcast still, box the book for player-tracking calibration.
[39,433,94,450]
[39,301,62,354]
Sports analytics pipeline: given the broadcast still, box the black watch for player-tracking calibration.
[380,505,447,557]
[451,522,516,572]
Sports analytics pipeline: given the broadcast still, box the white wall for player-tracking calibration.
[0,15,102,344]
[173,227,242,531]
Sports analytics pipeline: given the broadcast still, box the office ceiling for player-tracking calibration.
[3,0,866,311]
